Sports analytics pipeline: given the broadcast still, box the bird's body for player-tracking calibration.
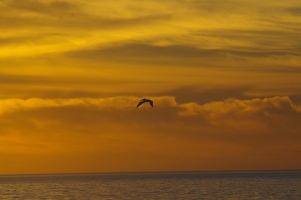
[136,98,153,108]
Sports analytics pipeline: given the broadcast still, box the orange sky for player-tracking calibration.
[1,0,301,174]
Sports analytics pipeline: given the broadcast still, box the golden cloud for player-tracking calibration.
[1,95,300,173]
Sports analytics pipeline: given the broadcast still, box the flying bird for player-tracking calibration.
[136,98,153,108]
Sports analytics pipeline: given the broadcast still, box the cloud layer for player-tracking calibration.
[1,0,301,61]
[1,0,301,100]
[1,96,300,173]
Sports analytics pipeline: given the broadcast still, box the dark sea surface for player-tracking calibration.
[0,171,300,199]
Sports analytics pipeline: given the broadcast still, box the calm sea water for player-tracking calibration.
[0,171,300,199]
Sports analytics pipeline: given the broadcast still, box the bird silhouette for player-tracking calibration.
[136,98,153,108]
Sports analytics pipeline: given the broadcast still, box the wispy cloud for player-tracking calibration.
[1,0,300,58]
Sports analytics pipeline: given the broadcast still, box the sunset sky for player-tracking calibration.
[1,0,301,174]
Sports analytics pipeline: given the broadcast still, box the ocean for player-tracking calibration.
[0,171,300,199]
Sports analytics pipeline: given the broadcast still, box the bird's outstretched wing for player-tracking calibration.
[136,101,145,108]
[149,100,153,107]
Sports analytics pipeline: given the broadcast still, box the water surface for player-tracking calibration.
[0,171,300,199]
